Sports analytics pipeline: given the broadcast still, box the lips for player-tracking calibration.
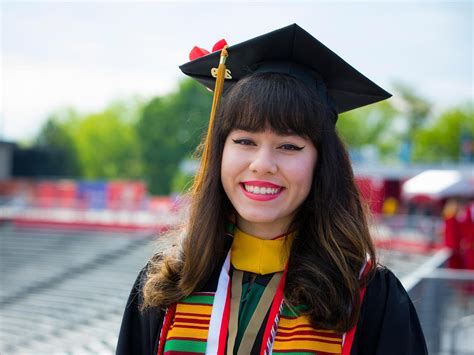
[240,181,285,201]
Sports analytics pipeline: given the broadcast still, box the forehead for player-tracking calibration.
[229,127,308,139]
[227,114,311,137]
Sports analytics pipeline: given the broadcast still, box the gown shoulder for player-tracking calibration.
[350,266,428,355]
[116,265,164,355]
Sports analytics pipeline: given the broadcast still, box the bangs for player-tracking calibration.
[218,73,332,140]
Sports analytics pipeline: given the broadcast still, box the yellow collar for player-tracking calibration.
[230,228,295,275]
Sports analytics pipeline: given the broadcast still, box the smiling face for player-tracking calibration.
[221,129,317,239]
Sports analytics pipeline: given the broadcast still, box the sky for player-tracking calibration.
[1,0,472,142]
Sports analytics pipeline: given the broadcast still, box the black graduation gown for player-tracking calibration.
[116,266,428,355]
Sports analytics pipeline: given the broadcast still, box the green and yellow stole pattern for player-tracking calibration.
[164,291,342,354]
[163,293,214,354]
[274,305,342,354]
[162,228,342,354]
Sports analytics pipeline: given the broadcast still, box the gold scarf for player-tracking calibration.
[230,227,295,275]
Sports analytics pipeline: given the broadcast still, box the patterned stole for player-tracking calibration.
[274,306,342,354]
[159,252,343,355]
[162,292,215,354]
[161,292,342,355]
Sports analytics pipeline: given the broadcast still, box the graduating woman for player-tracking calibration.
[117,24,428,355]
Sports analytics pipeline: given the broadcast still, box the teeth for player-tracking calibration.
[244,184,280,195]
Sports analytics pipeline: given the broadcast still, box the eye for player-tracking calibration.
[279,144,305,151]
[232,138,256,146]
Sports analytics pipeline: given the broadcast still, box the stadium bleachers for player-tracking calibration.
[0,223,160,354]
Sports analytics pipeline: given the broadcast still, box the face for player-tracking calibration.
[221,129,317,239]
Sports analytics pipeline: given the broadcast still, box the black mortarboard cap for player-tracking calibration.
[180,23,391,114]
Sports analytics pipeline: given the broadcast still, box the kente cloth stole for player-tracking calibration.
[158,252,344,355]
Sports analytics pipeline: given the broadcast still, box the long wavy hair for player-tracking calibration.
[143,72,377,333]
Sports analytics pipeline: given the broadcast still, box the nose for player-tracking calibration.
[248,146,278,175]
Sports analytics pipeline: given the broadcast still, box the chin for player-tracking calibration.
[239,211,281,224]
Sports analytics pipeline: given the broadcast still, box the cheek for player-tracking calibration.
[221,146,232,164]
[297,167,314,190]
[220,148,230,187]
[221,145,240,190]
[292,156,317,193]
[221,146,232,175]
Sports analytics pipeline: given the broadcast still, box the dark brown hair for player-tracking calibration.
[143,73,377,333]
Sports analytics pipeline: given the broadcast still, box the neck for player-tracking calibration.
[236,216,292,240]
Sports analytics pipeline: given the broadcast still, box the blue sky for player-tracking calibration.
[1,0,472,141]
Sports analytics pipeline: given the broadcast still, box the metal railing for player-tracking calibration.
[375,214,444,243]
[409,269,474,355]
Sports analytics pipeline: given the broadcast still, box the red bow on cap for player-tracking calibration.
[189,39,228,61]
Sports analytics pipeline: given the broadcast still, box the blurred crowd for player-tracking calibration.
[443,199,474,270]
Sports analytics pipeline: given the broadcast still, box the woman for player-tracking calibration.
[117,24,427,355]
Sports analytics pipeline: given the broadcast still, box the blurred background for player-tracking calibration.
[1,0,473,354]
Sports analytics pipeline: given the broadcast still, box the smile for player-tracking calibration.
[240,182,284,201]
[243,184,281,195]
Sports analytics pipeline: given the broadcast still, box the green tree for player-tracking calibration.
[391,83,432,163]
[338,100,397,146]
[412,104,474,163]
[35,108,81,176]
[73,100,144,179]
[393,82,432,140]
[337,100,398,160]
[137,79,211,195]
[171,168,195,194]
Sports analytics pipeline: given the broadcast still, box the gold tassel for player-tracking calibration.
[193,45,229,194]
